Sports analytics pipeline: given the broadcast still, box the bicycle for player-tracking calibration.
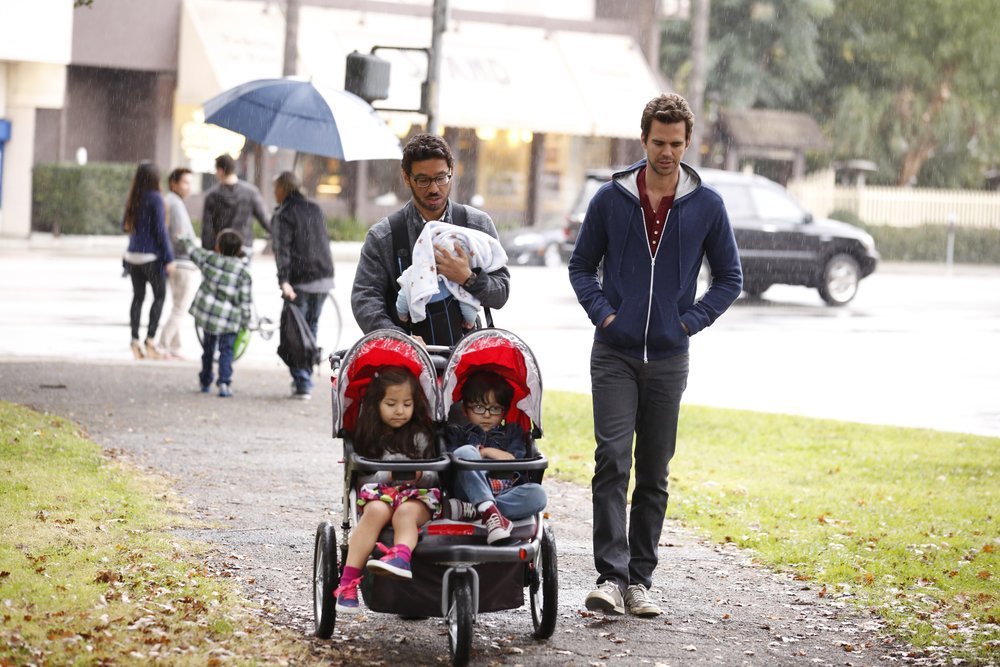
[195,290,342,362]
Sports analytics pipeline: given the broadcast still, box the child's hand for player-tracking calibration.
[479,446,514,461]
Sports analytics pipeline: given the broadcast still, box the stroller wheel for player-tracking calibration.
[530,525,558,639]
[446,573,474,666]
[313,521,339,638]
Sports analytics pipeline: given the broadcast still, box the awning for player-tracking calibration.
[179,0,667,139]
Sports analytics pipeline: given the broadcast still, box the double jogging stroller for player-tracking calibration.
[311,328,557,665]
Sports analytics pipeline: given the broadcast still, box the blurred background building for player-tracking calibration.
[1,0,676,238]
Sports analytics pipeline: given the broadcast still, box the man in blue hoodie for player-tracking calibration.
[569,93,742,618]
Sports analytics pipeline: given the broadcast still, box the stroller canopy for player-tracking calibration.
[332,329,443,436]
[441,329,543,434]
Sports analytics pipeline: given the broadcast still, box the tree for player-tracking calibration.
[812,0,1000,186]
[661,0,832,110]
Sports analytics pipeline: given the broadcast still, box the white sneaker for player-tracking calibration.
[624,584,662,617]
[446,499,479,521]
[585,581,625,615]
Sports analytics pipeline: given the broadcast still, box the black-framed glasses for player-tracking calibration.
[468,403,504,416]
[411,172,452,189]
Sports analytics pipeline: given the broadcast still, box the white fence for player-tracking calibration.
[788,171,1000,229]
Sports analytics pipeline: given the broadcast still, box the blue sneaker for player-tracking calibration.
[334,577,361,614]
[366,544,412,579]
[218,383,232,398]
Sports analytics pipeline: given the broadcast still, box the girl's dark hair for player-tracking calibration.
[354,366,433,459]
[123,161,161,234]
[461,370,513,410]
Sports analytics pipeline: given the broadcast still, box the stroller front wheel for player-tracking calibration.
[313,521,339,638]
[446,573,474,666]
[530,524,558,639]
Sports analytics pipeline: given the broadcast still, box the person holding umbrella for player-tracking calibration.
[201,154,271,261]
[271,170,334,400]
[352,134,510,346]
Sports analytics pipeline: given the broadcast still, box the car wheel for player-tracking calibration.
[543,243,562,268]
[818,253,861,306]
[743,281,770,298]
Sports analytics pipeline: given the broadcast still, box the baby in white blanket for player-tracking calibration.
[395,221,508,329]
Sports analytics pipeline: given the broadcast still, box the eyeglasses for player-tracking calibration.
[468,403,504,416]
[410,173,452,189]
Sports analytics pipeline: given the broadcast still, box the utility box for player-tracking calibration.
[345,51,390,103]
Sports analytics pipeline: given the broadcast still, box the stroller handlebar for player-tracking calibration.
[348,454,452,474]
[448,453,549,473]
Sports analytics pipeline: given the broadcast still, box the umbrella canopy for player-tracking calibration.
[203,77,402,162]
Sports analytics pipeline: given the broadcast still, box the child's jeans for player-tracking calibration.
[450,444,547,520]
[200,331,237,388]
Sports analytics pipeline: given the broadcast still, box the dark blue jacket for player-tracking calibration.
[125,191,174,271]
[568,160,742,361]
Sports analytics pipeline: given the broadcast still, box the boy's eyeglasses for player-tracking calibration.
[411,173,452,189]
[468,403,504,416]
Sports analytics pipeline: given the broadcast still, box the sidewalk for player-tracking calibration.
[0,232,364,263]
[4,232,997,276]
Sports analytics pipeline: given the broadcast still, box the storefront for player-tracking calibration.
[177,0,665,225]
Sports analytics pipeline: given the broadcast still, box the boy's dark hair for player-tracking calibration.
[640,93,694,142]
[215,154,237,176]
[461,370,513,410]
[168,167,192,185]
[215,228,245,257]
[401,133,454,175]
[354,366,433,459]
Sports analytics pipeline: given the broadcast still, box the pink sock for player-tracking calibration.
[393,544,412,562]
[339,565,362,587]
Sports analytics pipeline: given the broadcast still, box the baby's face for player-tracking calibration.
[464,390,505,430]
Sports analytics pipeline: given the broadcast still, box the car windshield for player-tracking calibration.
[571,176,610,219]
[709,183,754,218]
[749,183,807,222]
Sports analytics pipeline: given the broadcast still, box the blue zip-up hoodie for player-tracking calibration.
[568,160,742,362]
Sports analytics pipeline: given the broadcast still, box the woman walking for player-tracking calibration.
[122,161,174,359]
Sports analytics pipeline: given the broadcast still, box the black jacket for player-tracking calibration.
[273,191,334,287]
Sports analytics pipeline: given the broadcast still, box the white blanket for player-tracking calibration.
[397,221,508,323]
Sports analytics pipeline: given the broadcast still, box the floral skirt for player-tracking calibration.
[358,483,442,519]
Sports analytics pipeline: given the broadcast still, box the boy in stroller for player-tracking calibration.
[446,370,547,544]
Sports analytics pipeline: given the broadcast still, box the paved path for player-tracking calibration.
[1,360,915,665]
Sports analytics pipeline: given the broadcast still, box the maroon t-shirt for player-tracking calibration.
[637,166,674,256]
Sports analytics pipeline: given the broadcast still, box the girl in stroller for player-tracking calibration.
[334,366,443,613]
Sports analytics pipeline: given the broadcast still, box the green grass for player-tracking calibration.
[0,402,325,666]
[542,391,999,664]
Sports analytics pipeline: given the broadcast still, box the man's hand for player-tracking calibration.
[280,282,296,301]
[165,261,175,276]
[435,244,473,284]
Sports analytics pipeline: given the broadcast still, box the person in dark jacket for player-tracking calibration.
[201,154,271,260]
[122,161,175,360]
[272,171,334,399]
[569,93,742,619]
[351,134,509,346]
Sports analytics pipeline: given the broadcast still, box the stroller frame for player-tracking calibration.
[312,329,558,666]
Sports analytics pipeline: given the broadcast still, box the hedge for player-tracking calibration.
[32,162,134,235]
[829,210,1000,264]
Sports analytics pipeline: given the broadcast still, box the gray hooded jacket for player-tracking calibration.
[351,200,511,335]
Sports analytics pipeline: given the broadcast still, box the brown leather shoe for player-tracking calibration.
[144,338,162,360]
[130,339,145,359]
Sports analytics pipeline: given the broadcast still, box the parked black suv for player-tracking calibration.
[566,167,879,305]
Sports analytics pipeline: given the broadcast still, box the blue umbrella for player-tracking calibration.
[203,77,402,162]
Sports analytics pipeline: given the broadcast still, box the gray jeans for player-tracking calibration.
[590,341,689,591]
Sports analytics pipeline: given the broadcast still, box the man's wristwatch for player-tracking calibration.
[462,272,477,289]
